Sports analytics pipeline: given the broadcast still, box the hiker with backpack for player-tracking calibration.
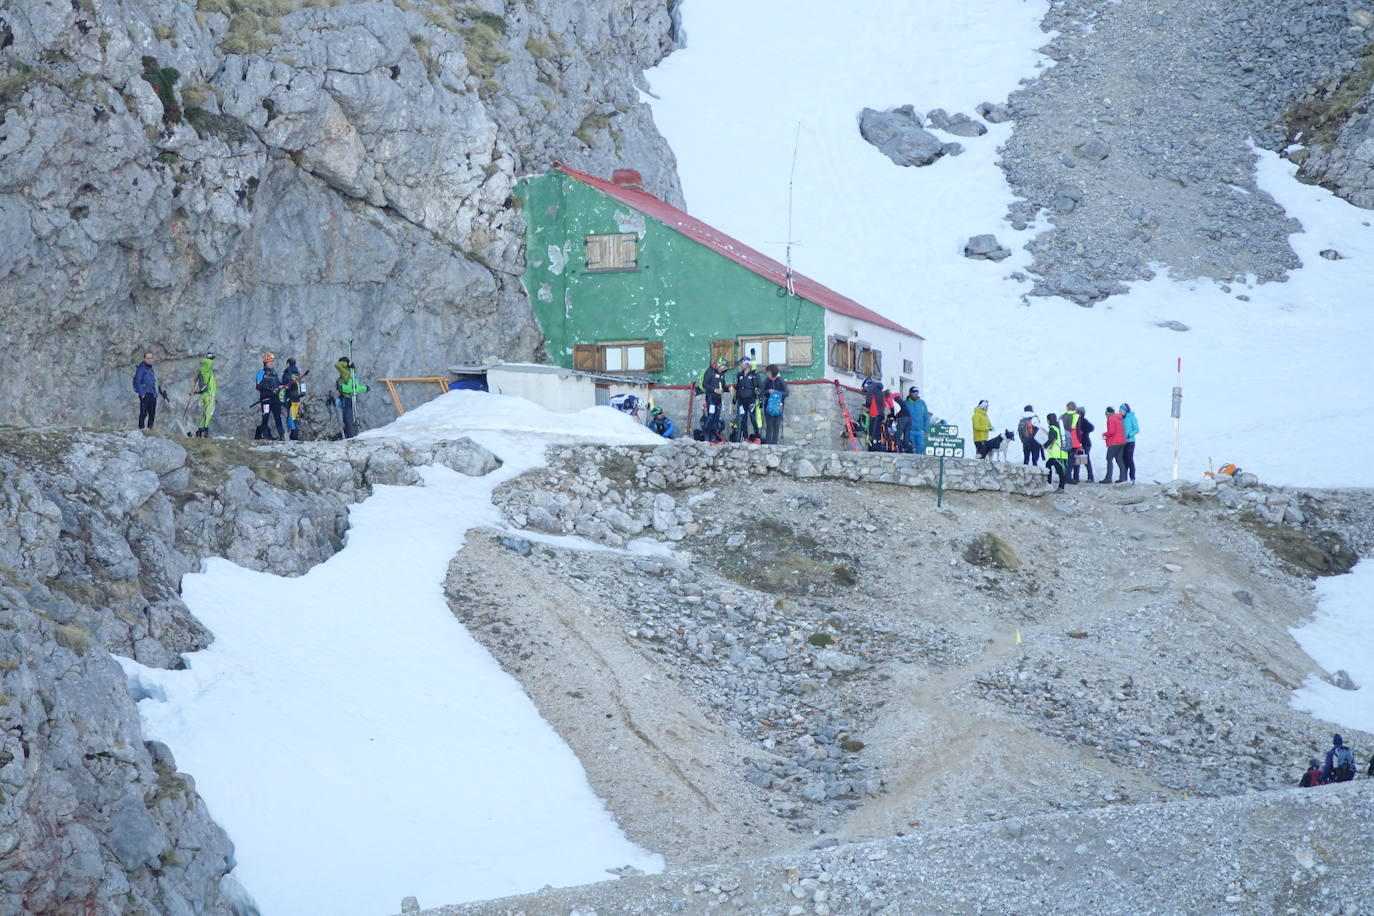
[762,364,788,444]
[254,353,285,440]
[860,377,885,450]
[335,356,366,439]
[1322,734,1358,783]
[1018,405,1041,466]
[1298,758,1326,787]
[890,389,913,453]
[1044,413,1068,490]
[281,357,305,441]
[1063,401,1095,482]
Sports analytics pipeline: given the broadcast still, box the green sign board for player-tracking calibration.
[930,423,959,437]
[926,435,965,459]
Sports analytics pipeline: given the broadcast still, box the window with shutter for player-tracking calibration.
[594,341,654,374]
[572,344,599,372]
[786,335,813,367]
[584,233,638,272]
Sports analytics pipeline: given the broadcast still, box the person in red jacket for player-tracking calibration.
[1298,758,1325,787]
[1101,406,1128,483]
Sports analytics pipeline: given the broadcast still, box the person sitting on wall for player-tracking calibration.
[648,406,675,439]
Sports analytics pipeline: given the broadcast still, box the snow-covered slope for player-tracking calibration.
[121,394,665,915]
[647,0,1374,487]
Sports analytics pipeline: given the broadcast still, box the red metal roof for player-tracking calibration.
[552,163,922,338]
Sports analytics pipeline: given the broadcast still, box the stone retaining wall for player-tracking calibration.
[609,441,1049,496]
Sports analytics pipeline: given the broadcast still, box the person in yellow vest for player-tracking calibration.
[1043,412,1067,490]
[972,399,992,458]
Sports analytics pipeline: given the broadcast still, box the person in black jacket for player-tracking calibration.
[761,364,788,445]
[733,357,763,443]
[281,357,304,440]
[254,353,284,440]
[699,357,728,442]
[1298,758,1325,787]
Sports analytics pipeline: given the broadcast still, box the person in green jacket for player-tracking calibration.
[335,357,367,438]
[193,353,217,438]
[972,399,992,458]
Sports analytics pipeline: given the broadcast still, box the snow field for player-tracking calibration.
[647,0,1374,487]
[120,394,665,915]
[1291,560,1374,737]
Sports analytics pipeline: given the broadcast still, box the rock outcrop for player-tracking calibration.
[0,0,682,430]
[0,428,496,912]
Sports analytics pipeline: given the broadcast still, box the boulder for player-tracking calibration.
[859,107,946,167]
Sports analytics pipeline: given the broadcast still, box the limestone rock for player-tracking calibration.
[859,106,946,167]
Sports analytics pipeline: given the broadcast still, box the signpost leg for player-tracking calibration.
[937,456,945,508]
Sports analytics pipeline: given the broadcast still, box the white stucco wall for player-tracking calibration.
[485,366,651,413]
[822,312,924,393]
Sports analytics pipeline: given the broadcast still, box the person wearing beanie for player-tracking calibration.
[972,399,992,457]
[1321,733,1357,783]
[1119,402,1139,482]
[906,387,931,454]
[335,355,366,439]
[193,352,217,438]
[132,351,158,430]
[1017,404,1041,466]
[1101,406,1127,483]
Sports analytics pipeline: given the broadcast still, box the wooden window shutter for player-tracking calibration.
[616,234,638,269]
[643,340,665,372]
[710,338,736,367]
[584,236,607,271]
[786,335,813,368]
[572,344,598,371]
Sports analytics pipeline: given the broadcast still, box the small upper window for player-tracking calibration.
[584,233,639,272]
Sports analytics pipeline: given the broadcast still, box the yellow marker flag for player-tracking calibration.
[1015,629,1022,645]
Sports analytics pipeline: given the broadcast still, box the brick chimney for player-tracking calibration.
[611,169,643,190]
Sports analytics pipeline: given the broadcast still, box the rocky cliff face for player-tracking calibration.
[0,429,496,913]
[0,0,682,430]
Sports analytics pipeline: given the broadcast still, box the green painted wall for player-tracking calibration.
[515,172,826,384]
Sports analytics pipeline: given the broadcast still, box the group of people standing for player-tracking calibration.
[693,356,789,445]
[980,400,1140,490]
[132,351,367,440]
[1299,733,1370,787]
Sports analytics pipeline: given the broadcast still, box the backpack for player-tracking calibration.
[1332,746,1356,781]
[1017,417,1034,441]
[765,389,783,416]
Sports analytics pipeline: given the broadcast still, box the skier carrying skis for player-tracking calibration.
[698,356,728,443]
[192,352,217,438]
[281,357,305,441]
[254,353,284,440]
[733,357,763,443]
[335,356,366,439]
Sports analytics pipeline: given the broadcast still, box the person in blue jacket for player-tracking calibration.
[906,387,931,454]
[133,351,158,430]
[1120,403,1139,482]
[648,406,676,439]
[1321,733,1357,783]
